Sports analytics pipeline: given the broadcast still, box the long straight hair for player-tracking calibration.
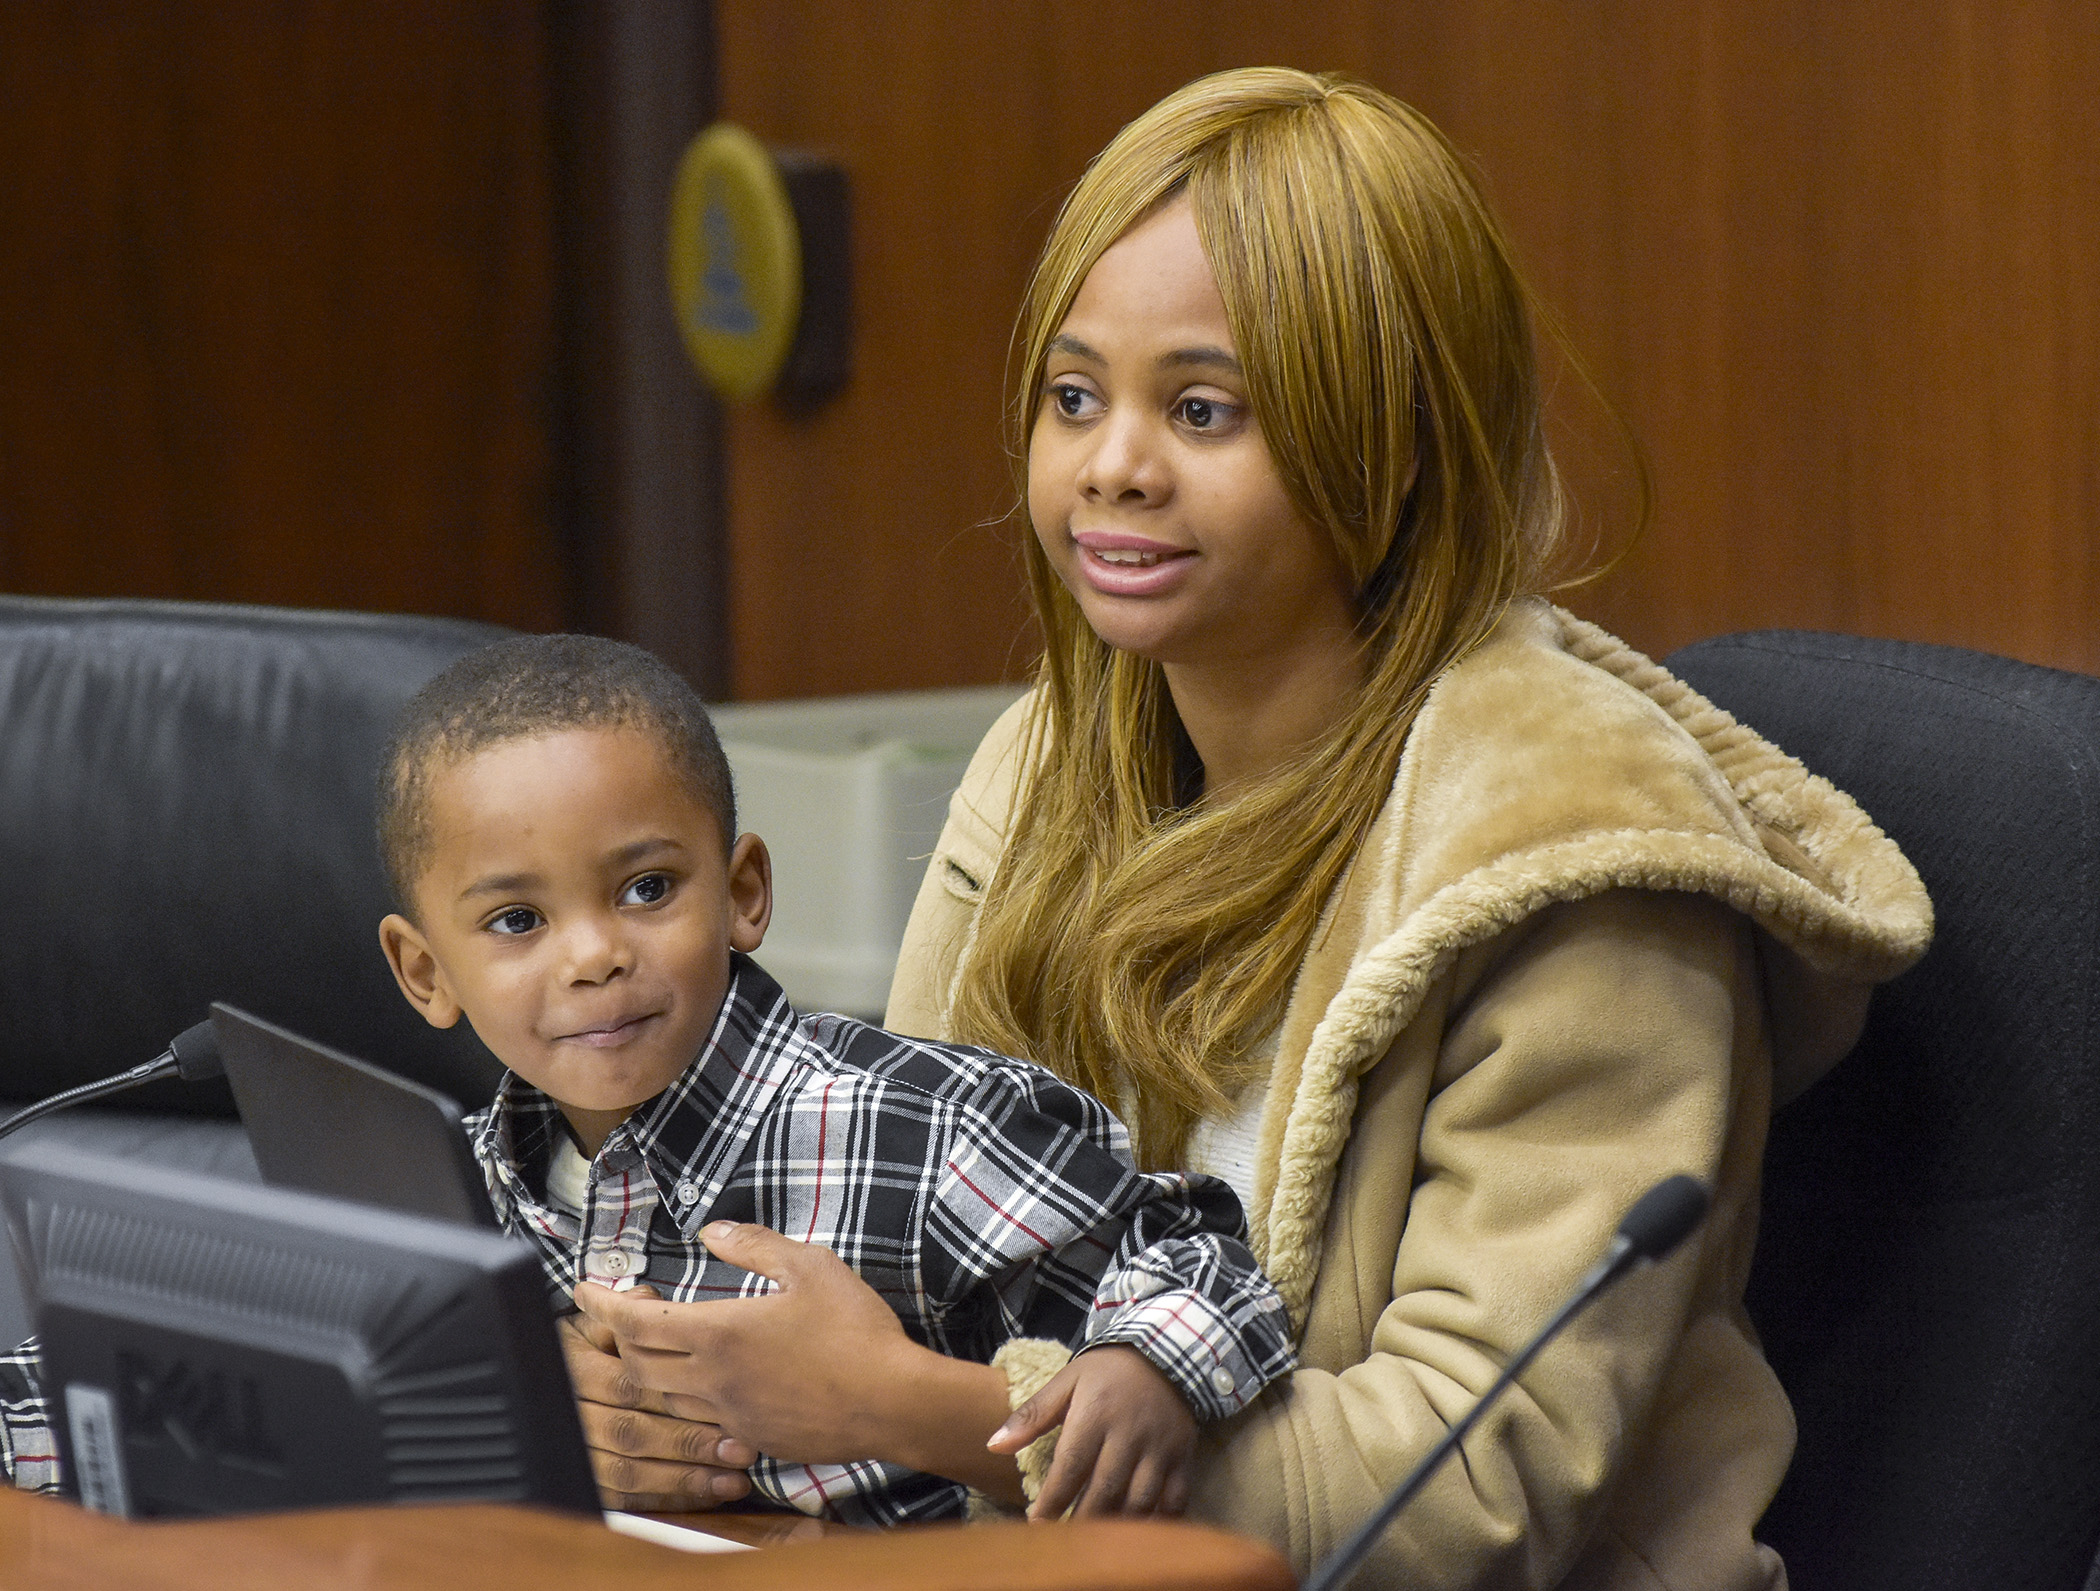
[948,69,1572,1166]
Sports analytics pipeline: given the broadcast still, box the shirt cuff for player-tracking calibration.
[5,1428,62,1495]
[1085,1288,1265,1422]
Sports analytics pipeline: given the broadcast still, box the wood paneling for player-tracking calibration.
[0,3,567,630]
[716,2,2100,698]
[550,1,730,694]
[711,4,1051,699]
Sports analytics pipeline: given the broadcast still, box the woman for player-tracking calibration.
[579,68,1929,1590]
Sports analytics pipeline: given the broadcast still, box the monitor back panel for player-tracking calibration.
[0,1140,595,1518]
[212,1004,498,1230]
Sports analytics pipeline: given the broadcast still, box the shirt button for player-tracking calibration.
[600,1252,631,1276]
[674,1181,699,1207]
[1209,1368,1237,1397]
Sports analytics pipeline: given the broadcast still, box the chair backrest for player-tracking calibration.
[1666,631,2100,1591]
[0,596,514,1116]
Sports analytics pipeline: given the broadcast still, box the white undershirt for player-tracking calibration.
[1183,1035,1279,1218]
[544,1132,593,1217]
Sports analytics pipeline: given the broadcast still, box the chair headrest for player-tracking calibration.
[0,596,514,1114]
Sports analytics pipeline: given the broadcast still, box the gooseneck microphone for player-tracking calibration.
[0,1020,224,1146]
[1301,1175,1712,1591]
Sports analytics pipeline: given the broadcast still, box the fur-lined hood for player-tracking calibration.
[1245,599,1932,1323]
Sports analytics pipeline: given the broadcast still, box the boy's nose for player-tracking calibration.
[559,916,632,983]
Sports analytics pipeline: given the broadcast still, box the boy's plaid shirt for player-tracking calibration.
[0,956,1294,1525]
[481,956,1293,1523]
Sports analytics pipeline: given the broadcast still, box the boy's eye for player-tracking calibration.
[488,906,542,936]
[620,872,672,907]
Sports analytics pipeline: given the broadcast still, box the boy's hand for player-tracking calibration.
[557,1308,757,1511]
[987,1344,1197,1521]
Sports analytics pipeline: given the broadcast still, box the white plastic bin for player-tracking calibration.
[710,684,1027,1018]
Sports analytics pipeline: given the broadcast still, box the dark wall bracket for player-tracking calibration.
[772,151,852,413]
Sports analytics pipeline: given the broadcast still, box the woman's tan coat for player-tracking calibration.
[886,601,1932,1590]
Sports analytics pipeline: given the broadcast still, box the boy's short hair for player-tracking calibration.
[377,634,735,913]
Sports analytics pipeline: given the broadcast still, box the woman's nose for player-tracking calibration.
[1077,411,1167,505]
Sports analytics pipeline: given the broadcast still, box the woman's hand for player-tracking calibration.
[573,1221,1025,1505]
[989,1344,1197,1520]
[558,1310,757,1511]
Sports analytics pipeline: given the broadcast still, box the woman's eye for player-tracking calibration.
[1176,396,1230,432]
[621,873,672,907]
[488,907,541,936]
[1048,382,1099,419]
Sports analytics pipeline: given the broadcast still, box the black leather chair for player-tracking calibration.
[0,596,514,1341]
[1667,631,2100,1591]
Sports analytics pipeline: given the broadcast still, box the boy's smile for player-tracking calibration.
[380,726,770,1155]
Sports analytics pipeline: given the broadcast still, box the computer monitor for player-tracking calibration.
[0,1140,597,1518]
[212,1002,499,1230]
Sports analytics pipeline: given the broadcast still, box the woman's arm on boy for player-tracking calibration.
[573,1224,1028,1508]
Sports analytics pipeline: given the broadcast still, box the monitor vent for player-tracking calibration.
[375,1360,526,1499]
[39,1204,393,1337]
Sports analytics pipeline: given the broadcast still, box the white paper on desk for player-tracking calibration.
[604,1510,758,1553]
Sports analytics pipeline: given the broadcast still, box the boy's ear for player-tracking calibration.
[379,913,464,1030]
[726,833,772,953]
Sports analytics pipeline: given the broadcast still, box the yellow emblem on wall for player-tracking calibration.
[667,123,802,401]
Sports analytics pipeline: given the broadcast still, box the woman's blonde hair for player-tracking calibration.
[948,67,1574,1166]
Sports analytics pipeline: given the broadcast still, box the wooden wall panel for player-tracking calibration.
[716,1,2100,699]
[550,1,729,694]
[710,6,1046,699]
[0,3,567,630]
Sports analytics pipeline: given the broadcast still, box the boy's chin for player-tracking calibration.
[541,1076,675,1114]
[558,1054,694,1106]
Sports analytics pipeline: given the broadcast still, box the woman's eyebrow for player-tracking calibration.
[1047,335,1240,375]
[1158,344,1241,374]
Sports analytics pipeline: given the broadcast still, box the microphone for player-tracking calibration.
[0,1020,225,1145]
[1300,1175,1712,1591]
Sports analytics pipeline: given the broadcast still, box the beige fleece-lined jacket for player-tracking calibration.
[885,600,1931,1591]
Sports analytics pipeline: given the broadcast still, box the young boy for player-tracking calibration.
[367,634,1292,1525]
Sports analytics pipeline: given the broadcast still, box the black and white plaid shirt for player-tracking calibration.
[2,956,1294,1525]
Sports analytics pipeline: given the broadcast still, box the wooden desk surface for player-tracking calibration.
[0,1488,1294,1591]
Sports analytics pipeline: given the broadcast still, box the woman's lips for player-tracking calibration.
[1071,531,1196,597]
